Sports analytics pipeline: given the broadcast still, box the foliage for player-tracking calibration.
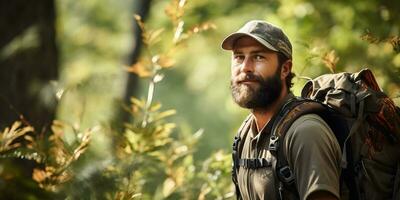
[0,121,34,156]
[0,120,94,187]
[112,1,231,199]
[0,119,94,199]
[31,120,95,192]
[1,0,231,199]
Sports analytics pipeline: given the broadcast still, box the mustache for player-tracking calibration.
[235,73,264,83]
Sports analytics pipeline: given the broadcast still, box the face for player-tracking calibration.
[230,36,283,109]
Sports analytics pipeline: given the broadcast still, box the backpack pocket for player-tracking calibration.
[393,163,400,200]
[358,158,397,200]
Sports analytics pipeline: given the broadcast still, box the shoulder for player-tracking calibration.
[290,113,330,129]
[282,113,341,167]
[285,113,336,143]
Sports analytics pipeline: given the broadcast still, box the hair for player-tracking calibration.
[277,52,295,92]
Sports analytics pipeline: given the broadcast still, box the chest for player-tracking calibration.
[237,131,278,200]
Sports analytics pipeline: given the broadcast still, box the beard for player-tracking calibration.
[230,70,282,109]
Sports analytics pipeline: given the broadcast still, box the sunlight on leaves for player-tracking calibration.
[0,121,34,154]
[361,31,400,53]
[31,120,95,191]
[322,50,339,73]
[126,60,153,78]
[162,177,176,197]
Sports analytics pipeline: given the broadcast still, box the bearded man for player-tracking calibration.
[222,20,341,200]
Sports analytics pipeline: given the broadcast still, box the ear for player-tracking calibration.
[280,59,292,80]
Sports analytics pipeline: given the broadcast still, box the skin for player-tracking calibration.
[230,36,338,200]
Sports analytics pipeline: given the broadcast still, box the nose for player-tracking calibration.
[240,56,254,73]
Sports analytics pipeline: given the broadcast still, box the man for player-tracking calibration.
[222,20,342,200]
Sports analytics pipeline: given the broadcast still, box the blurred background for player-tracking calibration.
[0,0,399,199]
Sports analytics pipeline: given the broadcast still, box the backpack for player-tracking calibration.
[232,68,400,200]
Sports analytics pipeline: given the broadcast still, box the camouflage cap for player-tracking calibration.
[221,20,292,59]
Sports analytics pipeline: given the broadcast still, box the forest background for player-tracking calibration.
[0,0,399,199]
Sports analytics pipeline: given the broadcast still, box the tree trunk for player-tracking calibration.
[0,0,58,198]
[0,0,58,130]
[113,0,152,128]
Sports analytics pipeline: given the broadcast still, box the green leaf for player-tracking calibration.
[149,102,162,112]
[153,109,176,121]
[130,97,145,108]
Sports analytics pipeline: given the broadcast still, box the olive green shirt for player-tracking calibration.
[237,114,342,200]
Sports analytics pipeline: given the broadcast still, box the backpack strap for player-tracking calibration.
[269,98,351,200]
[232,114,252,199]
[269,98,313,199]
[341,100,365,168]
[238,158,272,169]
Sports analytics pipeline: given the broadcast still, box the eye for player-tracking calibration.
[233,54,245,62]
[254,55,265,61]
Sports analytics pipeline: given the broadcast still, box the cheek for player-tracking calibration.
[254,63,272,77]
[231,66,239,77]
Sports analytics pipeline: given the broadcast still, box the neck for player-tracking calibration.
[252,90,289,132]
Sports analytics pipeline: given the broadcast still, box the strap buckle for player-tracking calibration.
[278,165,295,184]
[232,136,241,151]
[269,135,279,152]
[238,158,271,169]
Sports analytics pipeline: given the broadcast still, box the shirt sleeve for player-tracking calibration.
[283,114,342,200]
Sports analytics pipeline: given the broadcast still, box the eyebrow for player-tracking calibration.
[233,49,272,54]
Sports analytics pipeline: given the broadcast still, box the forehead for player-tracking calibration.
[232,36,270,52]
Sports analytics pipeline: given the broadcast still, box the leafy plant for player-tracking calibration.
[31,120,96,192]
[0,121,36,160]
[111,0,234,199]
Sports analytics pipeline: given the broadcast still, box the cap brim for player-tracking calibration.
[221,32,278,52]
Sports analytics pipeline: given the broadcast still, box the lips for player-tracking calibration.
[238,79,259,84]
[236,74,262,84]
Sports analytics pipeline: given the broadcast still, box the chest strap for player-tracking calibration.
[238,158,272,169]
